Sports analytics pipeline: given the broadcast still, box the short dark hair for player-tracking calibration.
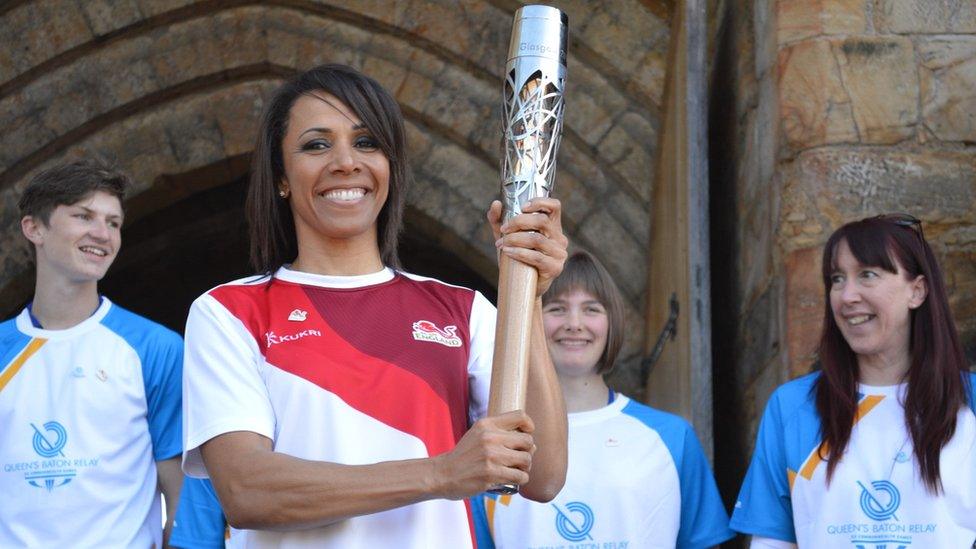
[18,159,129,226]
[542,250,626,373]
[246,64,410,274]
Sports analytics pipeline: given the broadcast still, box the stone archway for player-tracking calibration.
[1,1,669,393]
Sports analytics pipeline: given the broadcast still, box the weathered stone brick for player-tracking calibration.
[944,250,976,338]
[362,55,409,96]
[395,66,439,116]
[0,1,93,83]
[134,0,196,18]
[633,48,667,104]
[736,279,784,389]
[211,82,278,157]
[596,111,655,172]
[918,37,976,143]
[779,36,918,150]
[786,246,822,377]
[576,208,645,298]
[398,0,489,62]
[406,170,483,248]
[780,148,976,248]
[833,37,918,144]
[778,39,857,150]
[264,8,374,71]
[875,0,976,33]
[546,170,589,235]
[741,197,774,305]
[420,141,495,206]
[777,0,868,44]
[580,1,669,74]
[319,0,408,25]
[404,120,433,162]
[421,72,494,140]
[559,148,612,199]
[608,190,650,248]
[571,62,630,147]
[81,0,143,36]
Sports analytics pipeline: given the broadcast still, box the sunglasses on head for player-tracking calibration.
[873,213,924,240]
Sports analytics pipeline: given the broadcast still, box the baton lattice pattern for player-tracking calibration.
[502,68,565,220]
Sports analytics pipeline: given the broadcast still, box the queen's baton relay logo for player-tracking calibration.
[27,421,75,490]
[3,420,100,492]
[553,501,594,542]
[858,480,900,521]
[411,321,462,347]
[823,479,940,548]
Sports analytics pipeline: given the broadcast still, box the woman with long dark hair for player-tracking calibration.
[730,214,976,548]
[180,64,568,548]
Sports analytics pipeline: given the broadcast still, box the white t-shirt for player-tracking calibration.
[0,298,183,547]
[182,267,495,548]
[731,372,976,547]
[473,394,734,548]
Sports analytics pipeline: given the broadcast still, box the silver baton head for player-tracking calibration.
[501,5,568,221]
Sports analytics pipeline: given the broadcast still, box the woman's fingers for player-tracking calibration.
[488,198,568,296]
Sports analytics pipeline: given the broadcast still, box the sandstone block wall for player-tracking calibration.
[777,0,976,377]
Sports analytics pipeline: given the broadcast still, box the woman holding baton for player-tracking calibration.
[181,64,567,548]
[731,214,976,547]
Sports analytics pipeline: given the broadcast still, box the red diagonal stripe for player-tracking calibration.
[211,282,457,457]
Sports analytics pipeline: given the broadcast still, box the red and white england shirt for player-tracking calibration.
[182,266,495,548]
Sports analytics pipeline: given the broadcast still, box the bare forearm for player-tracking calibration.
[156,457,183,544]
[520,299,568,501]
[204,438,440,530]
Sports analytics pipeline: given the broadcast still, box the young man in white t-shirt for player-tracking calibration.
[0,159,184,547]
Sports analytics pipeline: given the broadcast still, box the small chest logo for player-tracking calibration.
[411,320,462,347]
[265,329,322,348]
[288,309,308,322]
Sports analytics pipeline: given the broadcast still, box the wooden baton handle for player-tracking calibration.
[488,254,538,416]
[485,253,538,494]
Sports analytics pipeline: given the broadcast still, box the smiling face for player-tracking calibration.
[829,239,927,371]
[542,288,610,378]
[280,92,390,256]
[23,190,123,285]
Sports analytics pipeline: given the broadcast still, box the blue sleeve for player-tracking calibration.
[675,428,736,548]
[170,477,227,549]
[470,494,496,549]
[729,390,796,542]
[103,307,184,461]
[142,328,183,460]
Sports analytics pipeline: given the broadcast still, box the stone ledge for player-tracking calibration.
[780,147,976,251]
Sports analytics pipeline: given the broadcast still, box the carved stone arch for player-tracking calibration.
[1,0,669,393]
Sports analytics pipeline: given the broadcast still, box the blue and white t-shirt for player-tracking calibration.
[731,372,976,547]
[472,394,734,549]
[0,298,183,547]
